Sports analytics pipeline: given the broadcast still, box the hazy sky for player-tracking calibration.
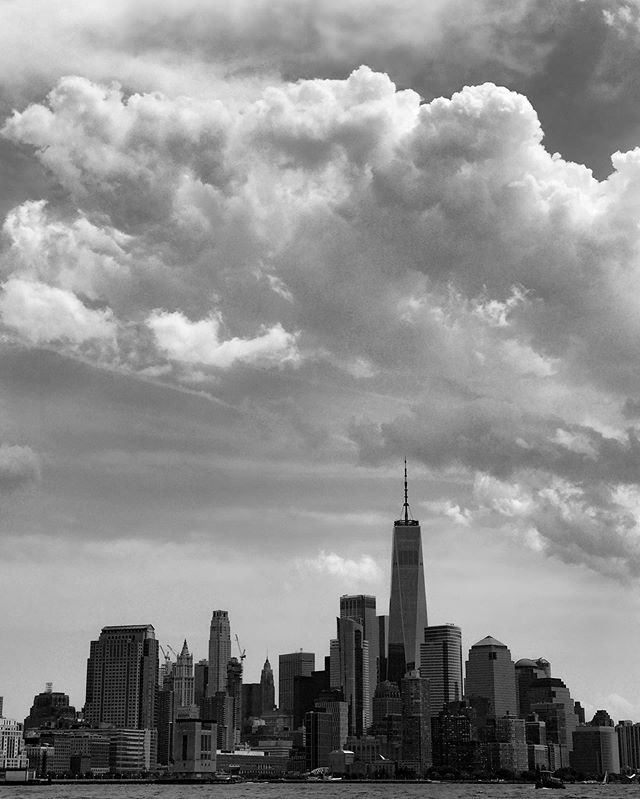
[3,0,640,724]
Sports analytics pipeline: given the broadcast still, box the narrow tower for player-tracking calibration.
[387,461,428,684]
[207,610,232,698]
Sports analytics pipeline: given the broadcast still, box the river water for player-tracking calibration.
[0,784,634,799]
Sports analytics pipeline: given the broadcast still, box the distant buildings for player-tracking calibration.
[464,636,518,724]
[23,683,76,731]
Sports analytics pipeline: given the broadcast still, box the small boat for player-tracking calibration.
[535,771,565,790]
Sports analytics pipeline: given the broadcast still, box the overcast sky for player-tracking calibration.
[3,0,640,724]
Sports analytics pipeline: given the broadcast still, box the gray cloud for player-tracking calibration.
[0,443,40,492]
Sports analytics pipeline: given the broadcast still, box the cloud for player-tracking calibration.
[298,550,382,582]
[147,311,299,368]
[0,443,40,491]
[0,277,117,345]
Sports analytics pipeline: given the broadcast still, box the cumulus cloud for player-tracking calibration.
[0,278,116,345]
[298,550,382,582]
[7,63,640,578]
[147,311,299,368]
[0,444,40,492]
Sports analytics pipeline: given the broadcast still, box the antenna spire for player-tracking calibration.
[404,458,409,523]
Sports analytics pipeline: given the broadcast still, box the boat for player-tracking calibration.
[535,771,565,789]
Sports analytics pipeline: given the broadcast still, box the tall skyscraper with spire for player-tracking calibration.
[260,657,275,715]
[207,610,231,698]
[387,461,428,684]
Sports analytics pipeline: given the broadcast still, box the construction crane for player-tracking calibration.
[235,634,246,662]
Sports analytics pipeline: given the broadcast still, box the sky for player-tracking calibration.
[3,0,640,724]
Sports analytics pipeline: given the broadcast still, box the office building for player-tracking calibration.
[173,640,195,714]
[0,717,29,769]
[279,651,315,715]
[227,656,243,744]
[330,615,370,737]
[314,690,349,752]
[420,624,463,718]
[388,462,428,683]
[207,611,231,698]
[305,710,332,771]
[24,683,76,731]
[340,594,379,713]
[173,719,217,777]
[617,721,640,773]
[400,671,431,775]
[260,657,275,715]
[464,636,517,726]
[571,726,620,776]
[84,625,158,731]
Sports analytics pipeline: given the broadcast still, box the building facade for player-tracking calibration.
[207,611,232,698]
[279,652,315,715]
[464,636,517,725]
[388,463,428,683]
[84,624,158,732]
[420,624,463,718]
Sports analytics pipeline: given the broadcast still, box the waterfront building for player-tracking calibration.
[172,719,217,777]
[400,670,431,776]
[227,656,243,744]
[388,462,428,683]
[0,717,29,770]
[23,683,76,731]
[420,624,463,718]
[431,703,478,773]
[207,611,232,698]
[314,690,348,752]
[617,720,640,773]
[464,636,517,726]
[304,710,332,771]
[571,725,620,777]
[83,624,158,732]
[278,651,315,714]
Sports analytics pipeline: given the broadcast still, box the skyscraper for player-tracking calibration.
[207,610,231,698]
[340,594,378,720]
[260,657,275,715]
[279,652,315,715]
[464,636,517,725]
[388,461,428,683]
[173,640,195,714]
[419,624,463,717]
[84,624,158,730]
[329,616,370,737]
[226,656,243,745]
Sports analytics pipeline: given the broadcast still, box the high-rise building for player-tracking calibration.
[84,624,158,730]
[207,611,231,698]
[400,671,431,776]
[227,656,243,744]
[464,636,517,726]
[340,594,378,721]
[571,726,620,776]
[330,616,370,737]
[517,663,579,757]
[420,624,463,718]
[260,657,275,715]
[279,652,315,715]
[173,640,195,714]
[388,462,428,683]
[617,720,640,773]
[514,657,551,716]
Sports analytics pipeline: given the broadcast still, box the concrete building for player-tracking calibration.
[172,719,216,777]
[207,611,232,698]
[431,704,478,774]
[314,691,348,752]
[279,651,315,715]
[571,726,620,777]
[420,624,463,718]
[388,462,428,683]
[464,636,517,725]
[84,624,158,733]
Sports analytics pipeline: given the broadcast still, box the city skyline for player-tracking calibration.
[3,0,640,726]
